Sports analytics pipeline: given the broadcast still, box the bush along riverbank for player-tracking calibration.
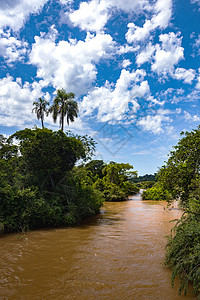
[0,128,139,234]
[142,126,200,298]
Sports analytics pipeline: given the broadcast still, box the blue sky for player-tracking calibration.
[0,0,200,175]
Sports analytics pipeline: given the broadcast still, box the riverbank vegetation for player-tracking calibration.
[0,129,139,234]
[143,126,200,297]
[142,182,172,200]
[76,161,139,201]
[0,128,103,233]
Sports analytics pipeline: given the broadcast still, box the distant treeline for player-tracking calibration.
[131,173,156,183]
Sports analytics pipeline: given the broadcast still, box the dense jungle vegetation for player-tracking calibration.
[0,128,138,234]
[142,126,200,298]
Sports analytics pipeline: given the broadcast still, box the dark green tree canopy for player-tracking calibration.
[10,128,93,191]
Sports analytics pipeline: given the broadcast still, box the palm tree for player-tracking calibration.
[49,89,79,131]
[32,97,49,129]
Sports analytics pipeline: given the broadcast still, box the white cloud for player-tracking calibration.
[29,31,115,95]
[135,32,186,78]
[80,69,149,122]
[108,0,152,13]
[0,0,48,31]
[0,30,28,64]
[0,76,49,127]
[137,110,171,134]
[117,44,140,55]
[59,0,73,5]
[126,0,172,43]
[136,42,155,65]
[122,59,131,68]
[196,69,200,89]
[68,0,152,33]
[69,0,108,32]
[184,111,200,122]
[192,34,200,55]
[191,0,200,6]
[151,32,184,75]
[0,75,89,133]
[147,95,165,106]
[173,68,196,84]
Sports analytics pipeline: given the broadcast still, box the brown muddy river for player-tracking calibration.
[0,193,196,300]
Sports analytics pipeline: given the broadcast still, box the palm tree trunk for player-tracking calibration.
[61,111,64,131]
[41,117,44,129]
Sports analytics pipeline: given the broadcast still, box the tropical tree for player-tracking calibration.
[50,89,78,131]
[32,97,49,129]
[157,126,200,206]
[94,162,139,201]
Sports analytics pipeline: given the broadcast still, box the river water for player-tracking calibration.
[0,193,196,300]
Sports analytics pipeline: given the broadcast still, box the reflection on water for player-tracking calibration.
[0,193,196,299]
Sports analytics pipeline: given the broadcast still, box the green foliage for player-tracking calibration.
[142,182,173,201]
[85,160,106,180]
[155,126,200,298]
[0,128,103,233]
[165,211,200,297]
[49,89,78,131]
[94,162,139,201]
[0,186,54,232]
[158,126,200,206]
[32,97,49,129]
[131,173,156,183]
[136,180,155,189]
[10,128,86,190]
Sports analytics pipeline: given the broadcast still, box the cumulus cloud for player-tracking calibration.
[29,31,115,95]
[0,76,48,127]
[69,0,108,32]
[151,32,184,75]
[0,30,28,64]
[68,0,152,33]
[137,110,171,134]
[80,69,149,122]
[122,59,131,68]
[136,42,155,65]
[126,0,172,43]
[0,0,48,31]
[173,68,196,84]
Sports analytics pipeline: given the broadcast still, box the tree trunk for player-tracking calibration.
[41,117,44,129]
[61,111,64,131]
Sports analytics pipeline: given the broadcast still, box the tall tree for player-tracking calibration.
[32,97,49,129]
[50,89,78,131]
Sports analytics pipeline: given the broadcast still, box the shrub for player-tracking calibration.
[142,183,173,201]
